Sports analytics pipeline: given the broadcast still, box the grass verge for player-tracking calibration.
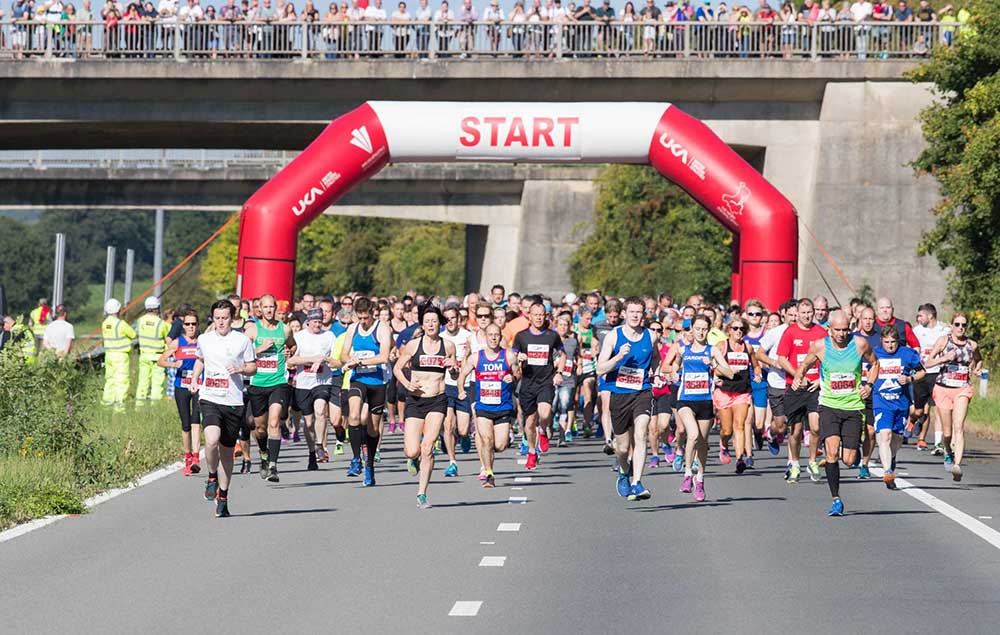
[968,378,1000,440]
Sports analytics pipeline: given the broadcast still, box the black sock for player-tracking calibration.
[365,430,379,468]
[256,434,268,454]
[208,471,218,480]
[825,461,840,498]
[267,438,281,467]
[349,426,363,460]
[335,428,346,442]
[219,488,227,499]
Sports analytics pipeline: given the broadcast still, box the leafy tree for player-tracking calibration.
[911,0,1000,361]
[200,219,240,296]
[374,223,465,296]
[0,218,88,316]
[569,165,731,302]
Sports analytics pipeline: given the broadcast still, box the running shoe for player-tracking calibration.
[183,455,193,476]
[478,468,488,481]
[347,458,362,477]
[267,464,279,483]
[694,480,706,502]
[735,458,746,474]
[858,464,871,480]
[827,498,844,517]
[334,441,345,456]
[461,435,472,454]
[663,444,675,463]
[943,453,954,471]
[520,440,529,456]
[932,443,944,456]
[768,435,781,456]
[215,495,230,518]
[204,478,219,501]
[239,460,251,474]
[444,462,459,477]
[434,438,442,455]
[259,455,269,480]
[666,431,675,445]
[745,455,754,469]
[603,440,615,456]
[884,470,897,490]
[416,494,430,509]
[672,452,684,473]
[564,430,572,445]
[307,452,319,471]
[719,447,731,465]
[916,440,929,452]
[616,470,631,497]
[292,431,301,443]
[692,458,700,474]
[680,475,693,493]
[784,463,792,481]
[648,456,660,469]
[374,450,382,464]
[407,458,419,476]
[363,466,375,487]
[952,464,963,482]
[627,481,651,501]
[753,428,764,451]
[808,461,822,482]
[190,456,201,474]
[787,464,801,483]
[538,432,550,454]
[483,474,496,488]
[525,452,538,470]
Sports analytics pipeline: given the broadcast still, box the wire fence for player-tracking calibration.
[0,19,959,60]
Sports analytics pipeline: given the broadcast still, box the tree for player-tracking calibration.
[0,218,89,316]
[200,219,240,296]
[373,223,465,296]
[569,165,731,302]
[911,0,1000,361]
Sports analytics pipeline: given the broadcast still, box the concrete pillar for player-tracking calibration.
[464,224,488,294]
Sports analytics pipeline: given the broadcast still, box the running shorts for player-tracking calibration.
[783,386,819,425]
[912,374,934,410]
[326,385,344,409]
[675,399,714,421]
[349,381,387,415]
[751,380,768,409]
[445,383,472,415]
[239,393,253,440]
[818,406,863,450]
[931,384,974,411]
[653,391,675,417]
[863,395,874,428]
[395,379,410,403]
[873,408,907,434]
[767,386,785,418]
[294,385,332,416]
[518,382,554,417]
[247,384,291,419]
[478,409,514,425]
[386,376,398,405]
[579,371,597,382]
[200,400,245,448]
[712,388,751,411]
[404,392,448,419]
[610,390,653,435]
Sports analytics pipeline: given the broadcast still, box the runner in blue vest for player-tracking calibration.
[872,327,924,489]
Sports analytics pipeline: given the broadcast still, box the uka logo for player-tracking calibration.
[291,171,342,217]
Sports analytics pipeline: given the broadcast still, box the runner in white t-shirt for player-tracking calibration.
[441,304,477,477]
[755,303,794,461]
[911,302,952,453]
[287,308,336,471]
[190,300,256,518]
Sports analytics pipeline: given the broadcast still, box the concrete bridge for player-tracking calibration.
[0,58,945,312]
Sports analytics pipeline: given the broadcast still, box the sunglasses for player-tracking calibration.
[953,321,967,327]
[476,313,491,318]
[650,328,663,333]
[746,311,762,317]
[730,325,744,331]
[183,321,198,326]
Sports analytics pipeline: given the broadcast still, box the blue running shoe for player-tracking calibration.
[347,458,362,477]
[943,453,954,471]
[692,458,700,474]
[416,494,430,509]
[745,455,754,469]
[672,452,684,472]
[444,462,459,477]
[616,470,631,497]
[858,464,871,480]
[827,498,844,517]
[520,440,529,456]
[627,481,651,501]
[363,466,375,486]
[768,437,781,456]
[460,435,472,454]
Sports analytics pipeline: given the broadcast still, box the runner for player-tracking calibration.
[189,300,257,518]
[323,308,353,460]
[755,301,795,478]
[812,295,830,328]
[596,297,659,501]
[387,300,409,433]
[713,315,762,474]
[852,306,881,479]
[574,306,598,438]
[287,308,336,471]
[872,327,924,489]
[593,299,623,454]
[743,300,769,460]
[458,322,520,489]
[244,294,294,483]
[512,299,565,470]
[157,308,203,476]
[553,314,580,446]
[441,304,476,477]
[339,297,393,486]
[912,303,952,453]
[792,310,878,516]
[648,320,675,469]
[661,314,737,502]
[395,304,456,508]
[924,312,983,481]
[776,298,828,483]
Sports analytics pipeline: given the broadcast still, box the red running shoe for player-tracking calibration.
[538,432,550,454]
[526,452,538,470]
[190,455,201,474]
[183,454,193,476]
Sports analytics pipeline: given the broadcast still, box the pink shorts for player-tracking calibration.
[931,384,974,411]
[713,389,752,411]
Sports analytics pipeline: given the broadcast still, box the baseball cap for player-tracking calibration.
[306,308,323,322]
[682,318,692,330]
[564,292,578,305]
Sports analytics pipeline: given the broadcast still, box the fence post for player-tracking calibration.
[429,22,436,59]
[811,23,818,59]
[683,24,691,58]
[556,24,562,59]
[174,23,182,60]
[301,21,309,59]
[45,25,53,58]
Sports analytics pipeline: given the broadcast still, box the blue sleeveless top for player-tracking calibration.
[474,349,515,412]
[351,320,387,386]
[677,342,713,401]
[606,326,655,394]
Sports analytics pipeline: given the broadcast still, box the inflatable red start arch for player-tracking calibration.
[237,102,798,311]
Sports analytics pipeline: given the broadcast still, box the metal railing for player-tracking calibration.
[0,19,960,60]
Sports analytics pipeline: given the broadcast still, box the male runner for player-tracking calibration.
[287,308,336,471]
[852,306,881,478]
[441,304,477,476]
[912,303,951,452]
[512,301,565,470]
[593,299,623,454]
[873,327,924,489]
[755,302,794,473]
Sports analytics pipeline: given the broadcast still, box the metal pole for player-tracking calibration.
[123,249,135,306]
[52,233,66,307]
[103,246,117,305]
[154,208,164,296]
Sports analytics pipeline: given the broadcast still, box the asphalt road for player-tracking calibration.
[3,428,1000,634]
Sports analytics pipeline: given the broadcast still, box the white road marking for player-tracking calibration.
[511,487,524,491]
[514,477,532,483]
[497,523,521,532]
[871,467,1000,551]
[479,556,506,567]
[508,496,527,504]
[516,459,527,465]
[449,601,482,617]
[480,541,495,545]
[980,516,993,520]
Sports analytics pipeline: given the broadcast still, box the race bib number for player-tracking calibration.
[526,344,549,366]
[798,353,819,380]
[203,372,230,397]
[942,364,969,387]
[615,366,644,390]
[683,371,710,395]
[564,360,574,374]
[418,355,446,369]
[878,358,902,380]
[727,352,749,369]
[829,372,857,395]
[354,350,376,374]
[479,380,502,405]
[257,355,278,371]
[180,370,193,386]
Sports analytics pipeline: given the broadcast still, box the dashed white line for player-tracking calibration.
[511,487,524,491]
[497,523,521,532]
[449,601,482,617]
[479,556,506,567]
[514,477,532,483]
[508,496,527,504]
[480,541,495,545]
[980,516,993,520]
[516,459,527,465]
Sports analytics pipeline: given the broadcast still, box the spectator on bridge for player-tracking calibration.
[433,0,454,57]
[573,0,595,56]
[915,0,935,50]
[219,0,243,55]
[364,0,386,56]
[482,0,504,53]
[594,0,614,53]
[302,1,321,54]
[390,1,412,57]
[509,0,526,55]
[638,0,658,55]
[413,0,430,55]
[277,1,298,56]
[454,0,474,56]
[346,0,364,58]
[778,2,795,58]
[255,0,277,56]
[617,1,636,53]
[816,0,837,55]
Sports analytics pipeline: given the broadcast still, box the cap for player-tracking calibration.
[104,298,122,314]
[276,299,290,313]
[306,308,323,322]
[682,318,692,330]
[144,296,160,310]
[564,292,578,304]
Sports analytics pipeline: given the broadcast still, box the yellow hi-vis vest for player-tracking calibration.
[137,314,168,357]
[102,316,136,354]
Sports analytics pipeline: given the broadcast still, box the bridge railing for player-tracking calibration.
[0,19,957,60]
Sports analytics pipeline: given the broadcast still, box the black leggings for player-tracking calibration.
[174,387,202,432]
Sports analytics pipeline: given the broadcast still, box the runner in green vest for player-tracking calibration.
[244,294,295,483]
[793,310,879,518]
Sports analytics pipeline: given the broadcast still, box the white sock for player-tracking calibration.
[684,468,693,477]
[934,431,943,445]
[695,473,705,483]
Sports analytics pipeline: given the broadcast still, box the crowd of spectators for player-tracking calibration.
[0,0,973,59]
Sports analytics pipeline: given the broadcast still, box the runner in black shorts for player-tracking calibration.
[512,299,565,471]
